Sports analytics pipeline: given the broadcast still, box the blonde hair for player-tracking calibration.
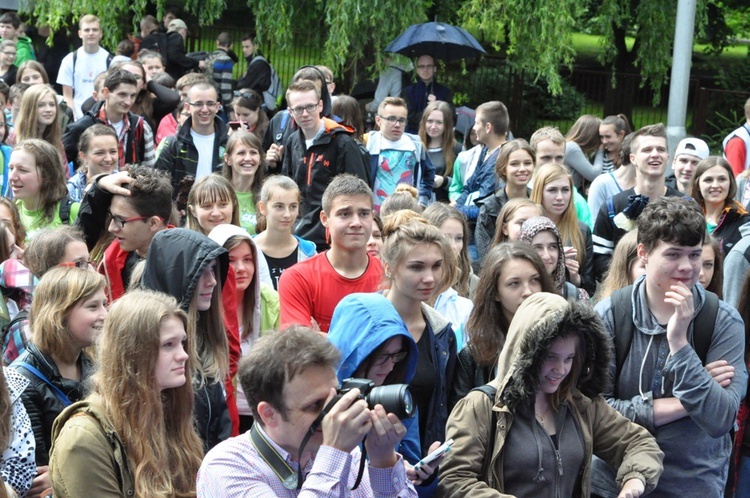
[15,85,61,146]
[597,230,639,301]
[91,290,203,497]
[491,198,541,246]
[186,174,241,233]
[381,210,457,300]
[29,267,105,363]
[380,184,420,217]
[530,162,586,268]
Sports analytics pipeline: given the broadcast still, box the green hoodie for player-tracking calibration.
[14,36,34,66]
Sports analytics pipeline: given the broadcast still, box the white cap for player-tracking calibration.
[674,137,709,160]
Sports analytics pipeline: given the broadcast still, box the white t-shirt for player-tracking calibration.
[191,129,215,179]
[56,47,111,119]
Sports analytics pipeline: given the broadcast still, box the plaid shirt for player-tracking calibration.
[96,106,156,168]
[197,425,417,497]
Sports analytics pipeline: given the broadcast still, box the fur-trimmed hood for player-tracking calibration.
[492,292,612,411]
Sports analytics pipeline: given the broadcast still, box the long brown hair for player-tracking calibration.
[467,243,555,366]
[418,100,457,176]
[91,290,203,497]
[13,139,68,225]
[690,156,742,213]
[597,229,639,302]
[565,114,602,157]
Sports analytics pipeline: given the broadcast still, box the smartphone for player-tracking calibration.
[229,121,248,130]
[413,439,453,472]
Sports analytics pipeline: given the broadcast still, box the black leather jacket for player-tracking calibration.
[12,343,94,465]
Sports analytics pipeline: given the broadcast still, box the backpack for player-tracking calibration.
[139,32,170,64]
[72,50,114,100]
[59,196,74,225]
[609,285,720,393]
[250,55,282,111]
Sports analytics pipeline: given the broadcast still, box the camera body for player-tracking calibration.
[336,378,415,420]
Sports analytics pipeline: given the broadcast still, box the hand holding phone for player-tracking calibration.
[413,439,453,472]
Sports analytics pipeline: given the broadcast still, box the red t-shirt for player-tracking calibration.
[278,251,383,332]
[726,136,747,177]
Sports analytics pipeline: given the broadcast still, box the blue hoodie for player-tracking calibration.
[328,293,422,464]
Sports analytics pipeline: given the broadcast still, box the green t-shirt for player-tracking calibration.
[17,199,80,242]
[236,191,257,235]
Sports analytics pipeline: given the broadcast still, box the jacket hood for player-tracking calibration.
[494,292,612,411]
[518,216,567,293]
[141,228,228,311]
[208,224,262,340]
[322,116,356,136]
[328,293,417,384]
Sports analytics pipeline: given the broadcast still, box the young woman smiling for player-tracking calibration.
[475,139,534,262]
[418,100,461,202]
[690,156,750,255]
[13,267,106,495]
[66,124,118,202]
[221,130,265,234]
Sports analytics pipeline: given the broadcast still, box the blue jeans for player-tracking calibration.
[737,455,750,498]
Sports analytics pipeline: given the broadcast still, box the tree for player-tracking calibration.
[24,0,225,49]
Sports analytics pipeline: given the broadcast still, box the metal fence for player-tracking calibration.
[189,26,749,149]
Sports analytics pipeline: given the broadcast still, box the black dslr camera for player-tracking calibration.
[335,378,415,420]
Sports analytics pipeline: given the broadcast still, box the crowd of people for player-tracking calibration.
[0,8,745,498]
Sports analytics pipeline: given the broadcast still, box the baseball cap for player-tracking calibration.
[674,137,709,160]
[167,19,188,32]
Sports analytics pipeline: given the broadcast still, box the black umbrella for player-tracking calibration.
[385,22,485,61]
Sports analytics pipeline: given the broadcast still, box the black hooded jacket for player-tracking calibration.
[141,228,232,451]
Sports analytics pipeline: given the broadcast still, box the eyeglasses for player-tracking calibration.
[108,211,150,229]
[1,51,15,57]
[372,350,408,367]
[417,64,435,70]
[378,115,407,125]
[188,101,219,109]
[289,103,320,116]
[58,260,94,269]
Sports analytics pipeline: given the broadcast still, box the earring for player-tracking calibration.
[385,272,391,278]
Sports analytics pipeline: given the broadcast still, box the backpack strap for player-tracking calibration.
[275,111,291,145]
[58,196,74,225]
[471,384,498,481]
[14,362,72,406]
[607,197,616,221]
[693,291,720,364]
[610,285,635,398]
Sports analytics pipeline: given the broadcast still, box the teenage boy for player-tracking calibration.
[366,96,434,212]
[57,15,112,119]
[75,166,173,302]
[280,80,370,251]
[197,326,416,497]
[593,196,746,497]
[207,32,237,108]
[664,137,710,194]
[592,123,684,281]
[0,12,34,66]
[63,68,156,168]
[278,174,382,332]
[155,81,228,196]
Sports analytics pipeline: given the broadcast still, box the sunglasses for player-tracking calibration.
[233,91,260,110]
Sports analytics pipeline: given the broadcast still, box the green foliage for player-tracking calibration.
[458,0,583,95]
[25,0,226,49]
[446,64,586,138]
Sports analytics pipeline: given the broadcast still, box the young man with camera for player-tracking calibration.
[197,326,418,497]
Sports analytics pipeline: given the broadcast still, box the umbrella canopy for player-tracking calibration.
[385,22,485,61]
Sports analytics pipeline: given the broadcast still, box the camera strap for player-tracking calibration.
[249,424,298,490]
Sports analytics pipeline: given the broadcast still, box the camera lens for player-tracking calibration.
[366,384,415,419]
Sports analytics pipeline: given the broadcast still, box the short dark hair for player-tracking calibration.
[637,196,705,253]
[116,39,135,57]
[103,68,138,92]
[239,325,340,423]
[0,12,20,29]
[217,32,231,47]
[476,101,509,136]
[124,164,174,221]
[240,34,255,43]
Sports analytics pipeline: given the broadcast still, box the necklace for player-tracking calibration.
[535,405,552,424]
